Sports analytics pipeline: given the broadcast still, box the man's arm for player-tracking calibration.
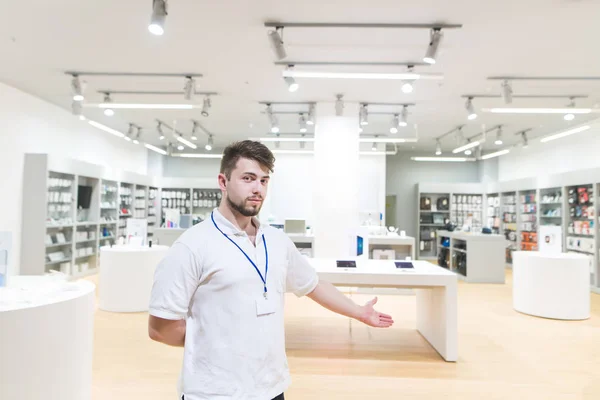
[148,316,186,347]
[306,281,394,328]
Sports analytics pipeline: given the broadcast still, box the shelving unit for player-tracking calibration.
[451,193,483,232]
[565,184,596,285]
[192,188,221,219]
[118,182,134,237]
[147,187,159,238]
[501,191,517,264]
[417,192,451,259]
[486,193,501,234]
[519,189,537,252]
[160,188,191,226]
[133,185,148,219]
[539,187,563,227]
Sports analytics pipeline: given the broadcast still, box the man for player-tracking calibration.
[148,140,394,400]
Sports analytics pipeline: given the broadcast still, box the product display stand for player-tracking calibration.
[417,192,451,260]
[501,191,517,264]
[436,230,506,283]
[147,187,159,239]
[0,276,95,400]
[368,235,416,260]
[565,184,596,285]
[519,189,538,251]
[486,193,501,234]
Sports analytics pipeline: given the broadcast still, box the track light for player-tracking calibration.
[201,96,211,117]
[401,66,415,93]
[149,0,167,36]
[157,122,165,140]
[464,149,472,155]
[372,142,377,151]
[299,114,307,132]
[495,126,503,145]
[205,135,214,151]
[399,106,408,127]
[501,80,513,104]
[275,134,281,149]
[71,75,84,101]
[191,121,199,140]
[299,136,306,149]
[358,125,363,133]
[127,123,135,137]
[183,76,195,100]
[390,115,399,134]
[435,140,442,155]
[521,131,529,148]
[266,104,280,133]
[72,100,83,118]
[423,28,443,64]
[283,68,298,92]
[307,103,315,125]
[177,144,184,151]
[359,104,369,126]
[335,94,344,116]
[564,98,576,120]
[103,93,114,116]
[268,27,286,60]
[133,127,141,144]
[465,97,477,120]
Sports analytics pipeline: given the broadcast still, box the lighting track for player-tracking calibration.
[264,22,463,29]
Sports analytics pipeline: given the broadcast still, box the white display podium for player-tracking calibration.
[99,244,169,312]
[367,235,416,260]
[309,258,458,362]
[513,251,590,320]
[0,276,95,400]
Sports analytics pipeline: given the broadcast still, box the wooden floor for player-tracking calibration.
[86,270,600,399]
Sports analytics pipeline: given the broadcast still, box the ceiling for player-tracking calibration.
[1,0,600,155]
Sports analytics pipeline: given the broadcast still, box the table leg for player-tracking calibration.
[416,285,457,362]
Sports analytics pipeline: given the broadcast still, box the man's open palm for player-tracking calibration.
[359,297,394,328]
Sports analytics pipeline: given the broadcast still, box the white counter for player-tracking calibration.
[436,230,506,283]
[309,258,457,362]
[99,244,169,312]
[0,276,96,400]
[513,251,590,320]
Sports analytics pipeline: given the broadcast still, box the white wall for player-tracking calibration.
[163,156,221,179]
[498,119,600,181]
[0,82,148,276]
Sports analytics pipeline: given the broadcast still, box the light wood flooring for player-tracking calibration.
[85,270,600,399]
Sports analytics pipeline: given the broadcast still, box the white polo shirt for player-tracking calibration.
[149,208,319,400]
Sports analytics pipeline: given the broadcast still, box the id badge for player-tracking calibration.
[256,295,276,316]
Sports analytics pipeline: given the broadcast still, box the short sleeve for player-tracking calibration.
[148,242,202,320]
[285,236,319,297]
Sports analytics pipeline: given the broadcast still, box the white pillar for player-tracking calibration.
[312,102,360,258]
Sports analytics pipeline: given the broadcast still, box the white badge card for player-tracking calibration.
[256,295,276,316]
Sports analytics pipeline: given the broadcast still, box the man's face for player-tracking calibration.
[220,157,270,217]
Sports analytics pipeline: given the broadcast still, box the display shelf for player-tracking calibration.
[565,183,596,286]
[486,193,501,234]
[161,188,192,226]
[501,192,517,264]
[519,189,538,252]
[451,193,483,232]
[46,171,75,226]
[417,192,451,259]
[192,188,222,220]
[133,185,147,219]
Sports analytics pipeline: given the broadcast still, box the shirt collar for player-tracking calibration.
[211,208,262,237]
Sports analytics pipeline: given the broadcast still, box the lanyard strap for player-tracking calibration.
[211,211,269,296]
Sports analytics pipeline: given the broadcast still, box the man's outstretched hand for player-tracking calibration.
[358,297,394,328]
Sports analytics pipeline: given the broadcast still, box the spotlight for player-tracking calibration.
[371,142,377,151]
[464,149,472,155]
[501,80,513,104]
[201,96,211,117]
[390,115,399,134]
[564,98,576,120]
[307,103,315,125]
[401,81,414,94]
[205,135,213,151]
[399,106,408,127]
[72,100,83,118]
[133,127,141,144]
[284,76,298,92]
[267,27,287,60]
[521,131,529,148]
[359,104,369,126]
[157,122,165,140]
[149,0,167,36]
[71,75,84,101]
[358,125,363,133]
[191,121,199,140]
[299,114,307,133]
[183,76,195,100]
[495,126,503,145]
[177,144,184,151]
[266,104,279,133]
[335,94,344,116]
[435,140,442,155]
[423,28,443,64]
[103,93,114,117]
[466,97,477,120]
[299,137,306,149]
[127,123,135,137]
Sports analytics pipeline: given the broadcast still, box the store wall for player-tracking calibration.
[162,153,386,226]
[0,82,148,276]
[479,158,499,183]
[386,153,481,237]
[498,119,600,181]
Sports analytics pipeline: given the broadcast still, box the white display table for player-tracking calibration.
[99,244,169,312]
[309,258,458,362]
[0,276,95,400]
[513,251,590,320]
[368,235,416,260]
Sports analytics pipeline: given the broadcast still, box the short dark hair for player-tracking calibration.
[220,140,276,179]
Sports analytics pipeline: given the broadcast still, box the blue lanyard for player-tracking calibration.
[211,211,269,298]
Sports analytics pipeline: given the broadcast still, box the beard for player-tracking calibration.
[227,196,263,217]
